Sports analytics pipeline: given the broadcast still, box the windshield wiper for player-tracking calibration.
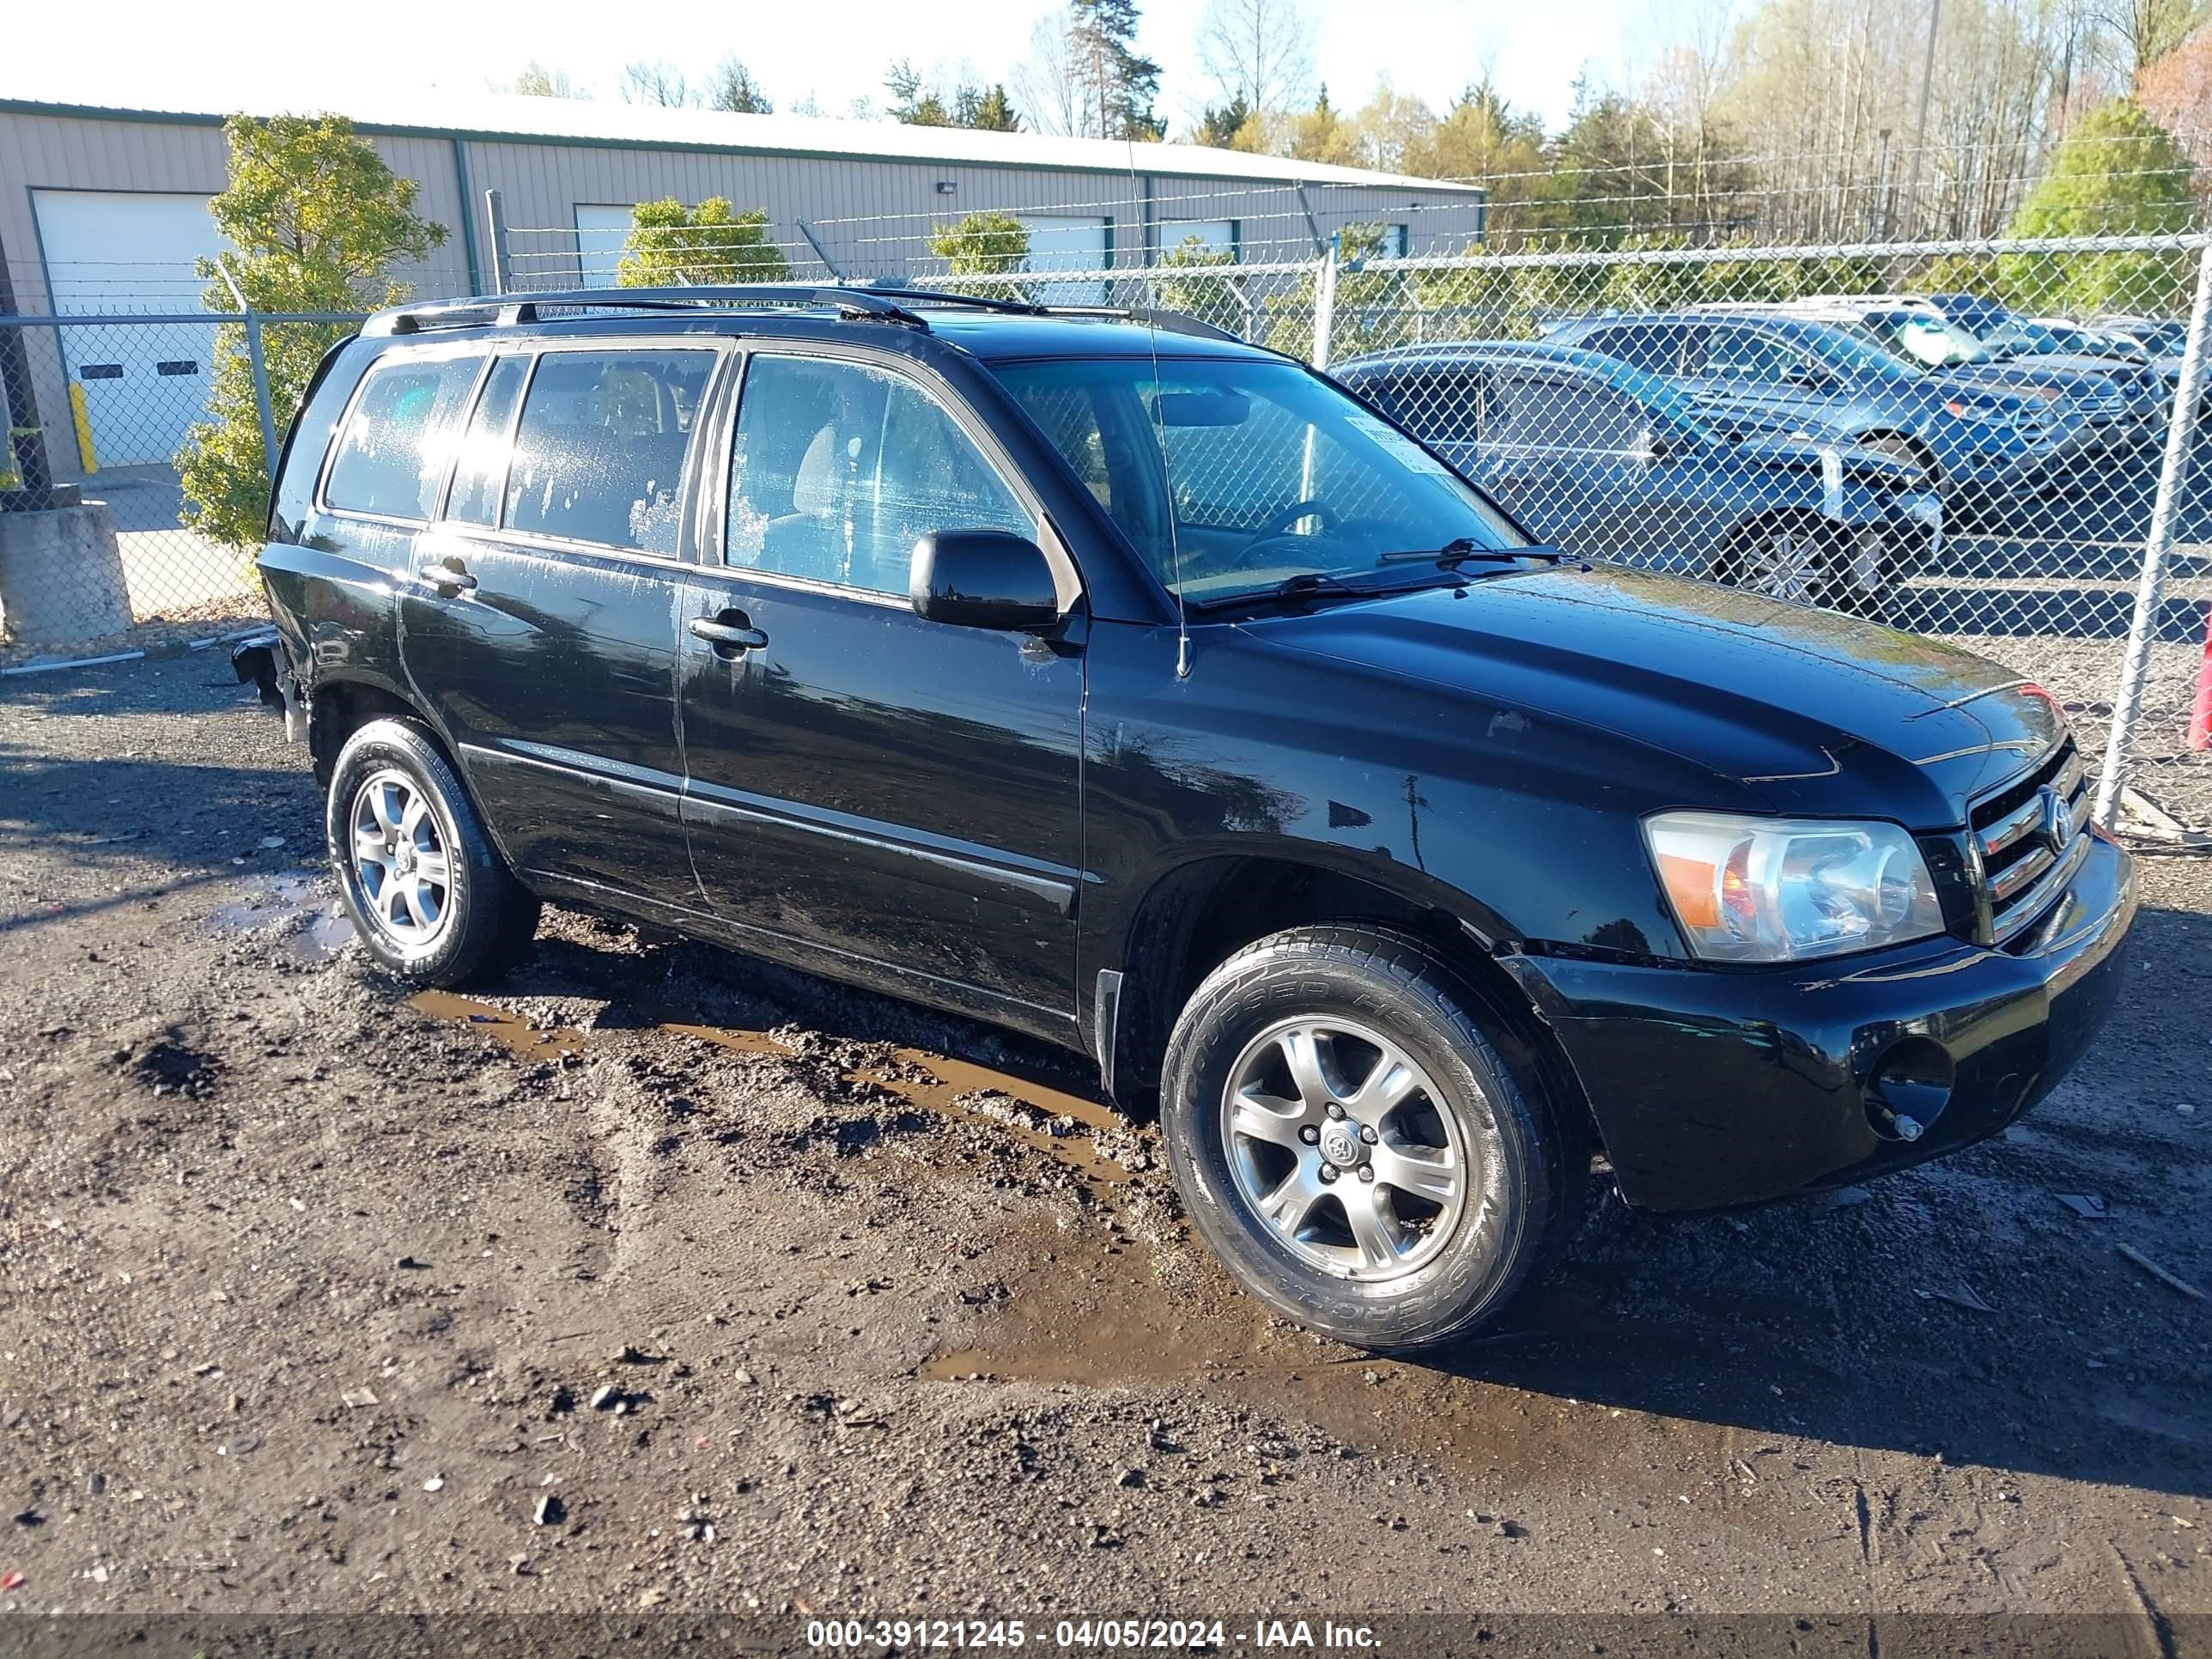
[1186,570,1377,611]
[1375,538,1568,568]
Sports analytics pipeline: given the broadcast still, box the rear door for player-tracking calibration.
[394,341,721,906]
[1481,369,1650,553]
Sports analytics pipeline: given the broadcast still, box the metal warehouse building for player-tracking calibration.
[0,94,1486,473]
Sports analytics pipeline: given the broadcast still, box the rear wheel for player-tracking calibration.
[327,717,540,986]
[1159,925,1579,1352]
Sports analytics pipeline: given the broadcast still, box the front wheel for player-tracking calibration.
[1717,514,1853,610]
[1159,926,1579,1352]
[326,717,540,986]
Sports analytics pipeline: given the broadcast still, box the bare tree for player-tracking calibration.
[620,61,693,107]
[2095,0,2207,86]
[1015,9,1085,136]
[1195,0,1316,116]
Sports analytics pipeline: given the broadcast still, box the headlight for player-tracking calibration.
[1942,397,2014,426]
[1644,811,1947,963]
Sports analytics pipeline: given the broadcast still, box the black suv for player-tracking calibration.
[252,286,2136,1352]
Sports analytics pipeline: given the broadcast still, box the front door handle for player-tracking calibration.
[690,611,768,658]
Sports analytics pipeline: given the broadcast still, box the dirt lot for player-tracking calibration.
[1,654,2208,1654]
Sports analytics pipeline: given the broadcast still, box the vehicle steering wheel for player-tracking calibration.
[1247,499,1339,544]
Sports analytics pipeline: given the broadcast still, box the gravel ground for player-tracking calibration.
[0,654,2208,1654]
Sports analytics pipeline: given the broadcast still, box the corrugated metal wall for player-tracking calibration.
[0,106,1484,483]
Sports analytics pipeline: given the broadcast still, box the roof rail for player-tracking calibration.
[361,283,1065,337]
[362,285,936,337]
[1037,305,1248,345]
[357,283,1250,347]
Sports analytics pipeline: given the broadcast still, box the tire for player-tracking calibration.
[325,716,541,987]
[1158,925,1580,1352]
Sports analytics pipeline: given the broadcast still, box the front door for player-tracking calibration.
[396,343,720,904]
[677,349,1086,1032]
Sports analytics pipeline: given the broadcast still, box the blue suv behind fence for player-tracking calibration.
[1336,341,1942,611]
[1543,311,2075,507]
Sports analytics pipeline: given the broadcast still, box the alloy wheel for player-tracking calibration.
[1218,1017,1474,1281]
[1743,525,1825,605]
[348,768,454,949]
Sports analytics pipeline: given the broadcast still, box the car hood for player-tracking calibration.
[1940,356,2130,393]
[1240,565,2066,824]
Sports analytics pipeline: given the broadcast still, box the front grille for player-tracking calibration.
[1969,738,2091,945]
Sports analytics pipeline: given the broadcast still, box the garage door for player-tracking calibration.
[32,191,230,468]
[1019,216,1109,305]
[574,204,636,289]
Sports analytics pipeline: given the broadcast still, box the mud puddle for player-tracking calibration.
[207,869,356,963]
[406,989,1132,1183]
[923,1214,1719,1490]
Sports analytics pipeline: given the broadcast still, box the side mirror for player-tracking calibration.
[909,531,1061,631]
[1634,427,1674,465]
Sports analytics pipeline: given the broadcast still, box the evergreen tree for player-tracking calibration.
[178,115,446,549]
[1069,0,1164,139]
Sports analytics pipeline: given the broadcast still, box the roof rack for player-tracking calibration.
[359,283,1259,346]
[362,283,1057,337]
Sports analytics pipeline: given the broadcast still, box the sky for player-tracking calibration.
[3,0,1649,137]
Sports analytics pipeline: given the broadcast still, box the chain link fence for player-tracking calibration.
[3,227,2207,838]
[0,309,363,645]
[933,234,2212,837]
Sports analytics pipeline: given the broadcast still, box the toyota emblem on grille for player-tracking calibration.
[2036,785,2069,855]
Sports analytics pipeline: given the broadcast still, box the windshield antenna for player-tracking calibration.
[1127,137,1191,679]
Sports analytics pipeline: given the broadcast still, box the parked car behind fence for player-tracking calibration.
[1336,340,1941,611]
[1539,311,2074,514]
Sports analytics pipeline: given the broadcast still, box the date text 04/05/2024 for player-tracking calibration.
[800,1618,1382,1649]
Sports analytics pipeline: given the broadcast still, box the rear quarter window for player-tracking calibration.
[323,355,483,522]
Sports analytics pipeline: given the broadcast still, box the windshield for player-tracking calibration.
[1867,311,1990,368]
[992,356,1528,604]
[1800,321,1923,381]
[1986,318,2065,356]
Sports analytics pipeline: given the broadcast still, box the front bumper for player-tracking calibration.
[1504,831,2136,1212]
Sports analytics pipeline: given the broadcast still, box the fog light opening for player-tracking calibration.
[1865,1037,1954,1143]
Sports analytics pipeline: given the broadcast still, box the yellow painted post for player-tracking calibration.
[68,384,98,474]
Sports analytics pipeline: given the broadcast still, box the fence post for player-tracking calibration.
[0,229,60,510]
[214,258,282,492]
[483,190,514,295]
[2093,240,2212,827]
[1311,236,1340,370]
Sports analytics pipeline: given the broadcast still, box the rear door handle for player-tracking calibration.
[690,611,768,657]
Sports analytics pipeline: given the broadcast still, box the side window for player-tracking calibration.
[1556,381,1649,453]
[324,356,483,521]
[1485,374,1558,447]
[502,349,714,553]
[1382,371,1482,445]
[444,356,529,526]
[1704,328,1807,385]
[1581,323,1680,375]
[726,356,1035,596]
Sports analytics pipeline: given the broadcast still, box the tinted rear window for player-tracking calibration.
[324,356,483,521]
